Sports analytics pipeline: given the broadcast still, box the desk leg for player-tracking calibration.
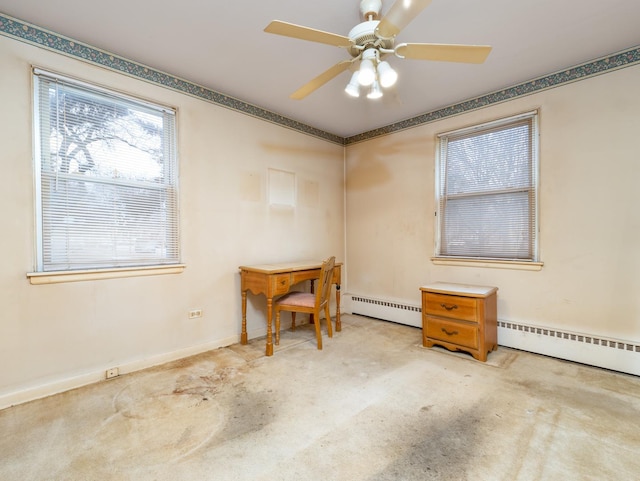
[336,284,341,332]
[241,290,248,345]
[266,297,274,356]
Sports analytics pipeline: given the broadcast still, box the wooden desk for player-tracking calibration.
[239,260,342,356]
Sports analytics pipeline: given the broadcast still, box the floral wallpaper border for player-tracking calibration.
[346,46,640,145]
[1,12,638,147]
[0,13,344,145]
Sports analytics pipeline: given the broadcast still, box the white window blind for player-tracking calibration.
[436,112,538,261]
[33,69,180,272]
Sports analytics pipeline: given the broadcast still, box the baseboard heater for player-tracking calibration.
[346,294,640,376]
[349,294,422,328]
[498,321,640,376]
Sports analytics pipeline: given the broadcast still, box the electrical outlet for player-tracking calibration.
[106,367,119,379]
[188,309,203,319]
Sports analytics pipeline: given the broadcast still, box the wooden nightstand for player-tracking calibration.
[420,283,498,362]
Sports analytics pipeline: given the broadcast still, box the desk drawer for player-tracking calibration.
[424,293,477,322]
[271,274,291,295]
[425,316,478,349]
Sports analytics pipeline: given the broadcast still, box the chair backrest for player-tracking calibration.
[315,256,336,309]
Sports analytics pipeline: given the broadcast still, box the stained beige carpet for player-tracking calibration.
[1,314,639,480]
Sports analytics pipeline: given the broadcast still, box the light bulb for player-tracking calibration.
[367,80,383,99]
[377,61,398,88]
[345,72,360,97]
[358,58,376,86]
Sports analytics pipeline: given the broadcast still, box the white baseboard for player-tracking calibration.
[0,335,240,411]
[5,300,638,410]
[0,319,303,411]
[344,292,640,376]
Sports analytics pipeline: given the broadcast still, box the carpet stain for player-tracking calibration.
[210,386,277,444]
[368,405,484,481]
[4,317,640,481]
[69,361,243,470]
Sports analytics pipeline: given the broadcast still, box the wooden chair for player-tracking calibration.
[274,256,335,350]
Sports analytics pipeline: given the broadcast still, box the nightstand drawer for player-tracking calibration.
[424,293,477,322]
[425,316,478,349]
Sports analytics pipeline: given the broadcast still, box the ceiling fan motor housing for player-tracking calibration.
[348,20,394,57]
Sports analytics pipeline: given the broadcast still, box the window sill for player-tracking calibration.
[431,257,543,271]
[27,264,186,285]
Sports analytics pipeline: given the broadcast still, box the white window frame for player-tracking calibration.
[433,111,542,270]
[28,69,183,284]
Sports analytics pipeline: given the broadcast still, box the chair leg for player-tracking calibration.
[325,305,333,338]
[291,312,296,331]
[313,310,323,350]
[275,309,280,345]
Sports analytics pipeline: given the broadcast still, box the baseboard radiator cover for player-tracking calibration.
[498,321,640,376]
[346,294,422,328]
[344,293,639,376]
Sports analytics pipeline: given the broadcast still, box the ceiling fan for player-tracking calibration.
[264,0,492,100]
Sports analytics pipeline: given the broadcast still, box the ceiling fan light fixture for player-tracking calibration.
[358,57,376,86]
[345,72,361,97]
[367,80,383,99]
[264,0,492,100]
[377,60,398,88]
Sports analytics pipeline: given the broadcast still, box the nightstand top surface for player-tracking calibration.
[420,282,498,298]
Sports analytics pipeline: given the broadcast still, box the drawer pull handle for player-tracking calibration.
[440,303,458,311]
[441,328,459,336]
[280,280,286,285]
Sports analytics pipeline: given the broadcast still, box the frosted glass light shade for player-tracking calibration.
[345,72,360,97]
[377,61,398,88]
[358,58,376,86]
[367,80,383,99]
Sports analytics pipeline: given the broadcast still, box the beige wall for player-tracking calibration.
[2,29,639,405]
[0,36,345,405]
[346,64,640,342]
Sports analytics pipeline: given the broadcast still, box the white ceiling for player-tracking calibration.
[1,0,639,138]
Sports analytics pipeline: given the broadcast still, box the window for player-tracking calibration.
[435,111,538,262]
[33,69,179,273]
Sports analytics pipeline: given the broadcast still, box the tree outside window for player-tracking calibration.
[33,70,179,272]
[436,112,538,261]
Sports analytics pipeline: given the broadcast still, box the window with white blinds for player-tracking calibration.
[33,69,179,272]
[436,111,538,261]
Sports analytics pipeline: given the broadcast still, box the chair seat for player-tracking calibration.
[277,291,315,308]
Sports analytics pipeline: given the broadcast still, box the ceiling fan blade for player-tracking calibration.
[265,20,353,48]
[290,60,353,100]
[396,43,492,63]
[376,0,433,39]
